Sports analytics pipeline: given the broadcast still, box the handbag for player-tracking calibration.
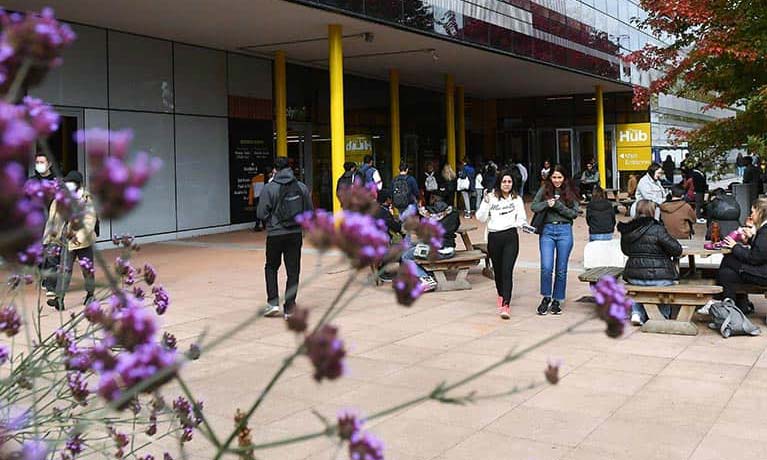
[530,208,548,235]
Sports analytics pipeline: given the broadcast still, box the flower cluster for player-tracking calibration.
[403,216,445,255]
[78,257,95,276]
[75,128,161,219]
[112,233,140,251]
[0,162,49,264]
[115,256,137,286]
[66,371,89,404]
[0,304,21,336]
[107,427,129,459]
[0,343,9,365]
[65,432,84,456]
[7,273,33,288]
[0,8,75,89]
[286,307,309,333]
[392,260,424,307]
[349,431,385,460]
[337,183,378,215]
[591,276,633,338]
[304,324,346,382]
[297,210,391,269]
[161,331,177,350]
[143,264,157,285]
[152,286,170,315]
[337,410,362,441]
[172,397,203,443]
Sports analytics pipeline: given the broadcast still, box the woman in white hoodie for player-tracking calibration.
[477,169,528,319]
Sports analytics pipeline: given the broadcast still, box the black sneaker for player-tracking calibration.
[47,297,65,311]
[550,300,562,315]
[537,297,551,315]
[83,293,95,306]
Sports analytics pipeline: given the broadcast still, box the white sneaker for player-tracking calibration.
[263,304,282,317]
[630,312,642,326]
[419,276,437,292]
[697,299,716,315]
[696,218,707,224]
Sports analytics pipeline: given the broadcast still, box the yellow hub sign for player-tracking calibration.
[616,123,652,171]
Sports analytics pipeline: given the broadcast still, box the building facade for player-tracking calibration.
[14,0,732,242]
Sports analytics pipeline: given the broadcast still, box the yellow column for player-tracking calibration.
[457,85,465,162]
[445,74,456,171]
[329,25,345,212]
[274,50,287,157]
[595,85,607,188]
[390,69,400,177]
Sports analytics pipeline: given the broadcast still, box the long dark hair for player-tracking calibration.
[493,169,519,200]
[542,164,578,205]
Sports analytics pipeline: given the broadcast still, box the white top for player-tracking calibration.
[635,173,666,205]
[516,163,528,182]
[475,173,484,190]
[476,193,528,232]
[372,169,382,190]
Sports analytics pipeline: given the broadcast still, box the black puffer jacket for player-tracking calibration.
[618,216,683,281]
[706,195,741,239]
[586,199,615,234]
[733,225,767,282]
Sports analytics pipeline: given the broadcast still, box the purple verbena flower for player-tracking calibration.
[143,263,157,285]
[109,295,158,349]
[7,273,33,288]
[591,276,633,338]
[335,212,391,268]
[161,331,177,350]
[286,307,309,333]
[296,209,335,251]
[172,397,203,443]
[393,260,425,307]
[0,344,9,365]
[78,257,94,276]
[348,431,384,460]
[0,304,21,336]
[20,439,48,460]
[83,300,104,324]
[97,343,177,408]
[187,343,201,360]
[337,409,362,441]
[305,324,346,382]
[544,358,562,385]
[337,183,378,214]
[65,432,84,456]
[22,96,59,136]
[54,328,74,348]
[67,371,89,404]
[152,285,169,315]
[0,163,48,264]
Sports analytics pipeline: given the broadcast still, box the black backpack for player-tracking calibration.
[273,180,305,228]
[392,175,411,209]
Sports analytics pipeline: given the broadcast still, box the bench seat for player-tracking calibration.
[578,266,624,284]
[625,284,723,336]
[473,243,494,280]
[415,250,483,291]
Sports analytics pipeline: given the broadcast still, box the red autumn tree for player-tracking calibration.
[625,0,767,176]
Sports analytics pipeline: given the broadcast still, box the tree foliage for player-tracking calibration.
[626,0,767,175]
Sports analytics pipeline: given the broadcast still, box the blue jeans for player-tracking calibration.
[625,278,673,322]
[539,223,574,301]
[589,233,613,241]
[402,246,430,279]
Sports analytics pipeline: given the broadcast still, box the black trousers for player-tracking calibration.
[716,254,762,307]
[265,233,303,309]
[57,246,95,299]
[695,193,705,218]
[487,227,520,305]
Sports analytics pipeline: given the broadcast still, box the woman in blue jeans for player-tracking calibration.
[531,165,580,315]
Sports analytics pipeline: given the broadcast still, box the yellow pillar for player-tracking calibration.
[445,74,456,171]
[457,85,465,162]
[274,50,287,157]
[595,85,607,188]
[329,25,345,212]
[390,69,400,177]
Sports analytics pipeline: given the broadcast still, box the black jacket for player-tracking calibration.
[691,169,707,193]
[618,216,683,281]
[706,195,741,239]
[733,225,767,282]
[420,201,460,249]
[375,204,401,241]
[586,199,615,235]
[336,170,362,196]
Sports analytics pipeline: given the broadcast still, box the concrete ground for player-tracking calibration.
[8,204,767,460]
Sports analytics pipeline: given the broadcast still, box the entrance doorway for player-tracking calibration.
[574,126,617,189]
[286,122,334,210]
[46,108,85,179]
[555,128,573,177]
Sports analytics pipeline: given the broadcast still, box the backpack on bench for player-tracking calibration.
[708,298,761,338]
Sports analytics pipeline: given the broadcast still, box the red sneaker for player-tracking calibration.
[500,304,511,320]
[497,296,503,309]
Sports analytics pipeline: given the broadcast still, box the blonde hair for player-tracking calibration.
[442,164,457,181]
[752,197,767,227]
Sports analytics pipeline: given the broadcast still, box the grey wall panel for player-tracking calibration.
[109,111,176,236]
[175,116,230,230]
[30,24,108,108]
[174,44,227,116]
[227,53,272,99]
[108,32,173,112]
[83,109,112,241]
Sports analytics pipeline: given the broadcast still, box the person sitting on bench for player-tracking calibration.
[703,197,767,316]
[618,199,683,325]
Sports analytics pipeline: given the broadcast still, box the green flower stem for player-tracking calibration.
[175,375,221,448]
[213,271,358,460]
[235,313,596,453]
[5,58,32,103]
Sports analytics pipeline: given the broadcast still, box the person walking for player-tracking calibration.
[336,161,362,197]
[391,163,419,215]
[690,164,708,223]
[476,170,528,319]
[43,171,97,311]
[359,155,383,192]
[662,155,675,184]
[474,166,485,212]
[540,159,552,182]
[257,157,313,318]
[531,164,580,315]
[423,161,439,205]
[438,163,458,206]
[514,160,528,197]
[458,158,476,218]
[736,152,747,178]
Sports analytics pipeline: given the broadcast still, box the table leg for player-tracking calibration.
[461,233,473,251]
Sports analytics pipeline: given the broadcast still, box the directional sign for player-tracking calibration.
[617,146,652,171]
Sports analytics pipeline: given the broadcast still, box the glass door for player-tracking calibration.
[574,126,618,189]
[46,107,85,179]
[555,128,573,176]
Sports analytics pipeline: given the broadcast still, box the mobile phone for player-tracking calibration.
[521,224,537,234]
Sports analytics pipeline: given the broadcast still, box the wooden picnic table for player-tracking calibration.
[457,222,477,250]
[677,239,730,277]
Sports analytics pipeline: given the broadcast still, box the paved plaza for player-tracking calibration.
[16,208,767,460]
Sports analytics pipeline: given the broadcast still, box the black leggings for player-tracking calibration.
[488,227,520,305]
[716,254,763,306]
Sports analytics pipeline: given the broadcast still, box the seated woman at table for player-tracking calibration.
[706,197,767,315]
[618,199,683,325]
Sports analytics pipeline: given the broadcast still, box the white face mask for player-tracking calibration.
[65,182,78,193]
[35,163,49,174]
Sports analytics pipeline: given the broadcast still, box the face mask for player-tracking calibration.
[35,163,49,174]
[65,182,78,193]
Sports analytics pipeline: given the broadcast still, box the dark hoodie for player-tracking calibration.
[257,168,313,236]
[336,170,362,196]
[618,216,682,281]
[586,199,615,235]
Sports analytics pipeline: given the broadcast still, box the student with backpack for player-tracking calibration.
[391,163,419,215]
[257,157,313,318]
[359,155,382,193]
[424,162,439,204]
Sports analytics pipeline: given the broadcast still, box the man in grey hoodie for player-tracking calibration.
[257,157,313,317]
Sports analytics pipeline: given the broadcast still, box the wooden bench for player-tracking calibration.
[625,284,722,336]
[578,266,624,285]
[473,243,494,280]
[415,250,483,291]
